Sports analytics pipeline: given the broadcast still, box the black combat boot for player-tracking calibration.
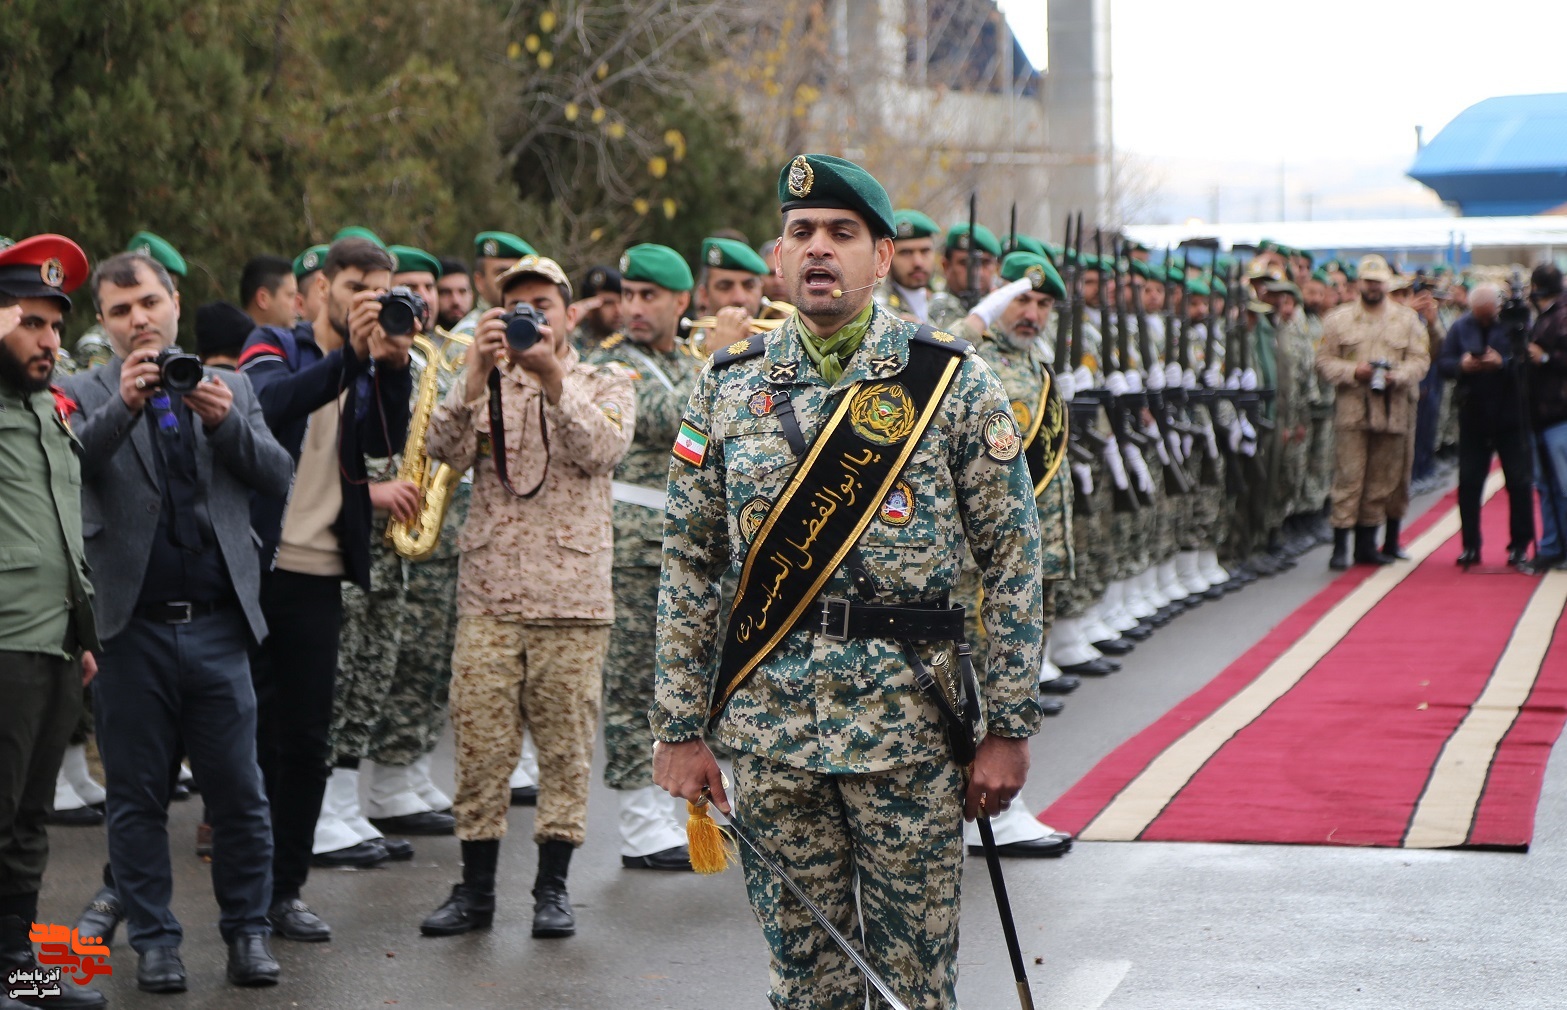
[1354,526,1392,566]
[1329,529,1351,570]
[531,840,576,938]
[0,914,107,1008]
[419,839,498,936]
[1381,518,1409,561]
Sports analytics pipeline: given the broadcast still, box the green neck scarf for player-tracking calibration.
[796,304,875,384]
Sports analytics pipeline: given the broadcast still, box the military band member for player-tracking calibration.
[588,244,704,871]
[926,221,1002,332]
[692,236,770,356]
[451,231,537,337]
[435,258,474,331]
[874,208,940,323]
[653,154,1044,1009]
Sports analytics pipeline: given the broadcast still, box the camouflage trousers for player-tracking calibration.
[1298,414,1335,514]
[1056,457,1110,619]
[602,566,660,791]
[1330,429,1408,528]
[331,545,459,767]
[1268,437,1310,530]
[448,617,607,844]
[732,751,965,1010]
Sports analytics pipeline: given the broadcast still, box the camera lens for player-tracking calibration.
[503,306,543,351]
[159,352,204,395]
[379,298,417,337]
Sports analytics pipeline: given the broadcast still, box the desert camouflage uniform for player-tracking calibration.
[651,305,1044,1010]
[585,332,703,791]
[426,348,635,842]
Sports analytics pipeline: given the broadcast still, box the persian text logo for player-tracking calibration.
[6,924,112,999]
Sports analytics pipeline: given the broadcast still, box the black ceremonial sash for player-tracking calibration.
[709,341,964,726]
[1022,363,1069,497]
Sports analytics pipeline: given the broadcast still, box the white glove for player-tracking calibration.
[1204,367,1223,390]
[1073,364,1094,391]
[1225,370,1242,390]
[1147,422,1171,465]
[1167,363,1184,388]
[1105,370,1129,397]
[1202,424,1219,459]
[1227,422,1243,454]
[1103,436,1130,490]
[971,278,1034,327]
[1056,369,1076,402]
[1184,368,1199,390]
[1166,429,1185,465]
[1123,441,1154,495]
[1239,415,1258,457]
[1145,365,1165,391]
[1071,461,1093,496]
[1181,432,1194,459]
[1240,368,1258,391]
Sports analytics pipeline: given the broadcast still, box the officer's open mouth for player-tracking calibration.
[803,268,838,289]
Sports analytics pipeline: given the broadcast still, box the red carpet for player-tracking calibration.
[1042,477,1567,850]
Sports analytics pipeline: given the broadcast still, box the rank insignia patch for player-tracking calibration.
[869,354,900,377]
[878,480,915,527]
[599,402,623,430]
[787,155,814,198]
[982,410,1021,462]
[768,361,800,384]
[747,389,775,417]
[739,497,771,542]
[673,420,709,467]
[848,382,917,446]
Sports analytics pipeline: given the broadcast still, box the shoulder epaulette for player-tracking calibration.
[911,326,973,356]
[598,332,625,350]
[709,333,767,367]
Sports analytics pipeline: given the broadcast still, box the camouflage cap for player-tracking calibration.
[1000,252,1066,299]
[474,231,535,261]
[892,209,941,240]
[293,245,329,279]
[1357,254,1393,283]
[701,237,769,275]
[498,254,573,300]
[945,222,1002,258]
[126,231,187,278]
[620,243,693,292]
[777,154,896,239]
[390,244,442,279]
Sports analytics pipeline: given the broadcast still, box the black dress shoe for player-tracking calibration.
[1038,696,1064,716]
[1521,553,1565,575]
[312,840,389,869]
[43,805,103,827]
[1507,548,1529,568]
[969,831,1073,858]
[1121,622,1153,640]
[378,837,415,861]
[226,933,280,987]
[267,898,332,942]
[510,785,539,806]
[371,810,456,836]
[1038,674,1081,695]
[137,946,187,993]
[1203,584,1226,599]
[622,845,694,871]
[171,781,191,801]
[1457,548,1480,568]
[1058,657,1118,677]
[73,887,122,947]
[1091,636,1134,656]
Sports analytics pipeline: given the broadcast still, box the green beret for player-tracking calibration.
[700,237,768,275]
[892,209,941,240]
[1310,268,1332,285]
[293,245,329,279]
[1185,277,1212,298]
[620,243,693,292]
[1009,234,1047,258]
[778,154,896,238]
[1433,264,1452,276]
[390,245,442,279]
[474,231,535,261]
[1209,276,1228,297]
[1000,252,1066,299]
[1342,261,1359,281]
[332,226,386,249]
[1042,242,1064,264]
[1128,259,1156,280]
[1167,253,1187,272]
[1266,279,1303,301]
[945,223,1002,259]
[1257,239,1277,253]
[126,231,187,278]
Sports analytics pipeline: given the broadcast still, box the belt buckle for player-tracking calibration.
[168,602,193,625]
[819,597,850,642]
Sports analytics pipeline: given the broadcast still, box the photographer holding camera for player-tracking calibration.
[62,250,293,991]
[419,255,633,940]
[237,236,413,942]
[1316,255,1430,569]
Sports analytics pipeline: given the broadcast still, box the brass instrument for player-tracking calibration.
[386,328,471,561]
[680,299,795,357]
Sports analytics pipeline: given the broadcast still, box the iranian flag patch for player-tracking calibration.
[673,421,709,467]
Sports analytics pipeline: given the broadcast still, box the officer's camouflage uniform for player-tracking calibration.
[585,332,702,791]
[1299,312,1335,515]
[651,306,1044,1010]
[924,288,972,335]
[1269,314,1319,531]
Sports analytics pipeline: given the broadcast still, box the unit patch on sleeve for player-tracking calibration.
[877,480,916,527]
[673,420,710,467]
[982,410,1021,462]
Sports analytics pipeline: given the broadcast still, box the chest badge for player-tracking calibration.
[982,410,1022,461]
[869,354,900,377]
[1010,399,1032,434]
[848,382,917,446]
[878,480,916,527]
[747,389,775,417]
[768,361,800,384]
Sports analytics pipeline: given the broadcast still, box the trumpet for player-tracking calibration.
[680,299,796,357]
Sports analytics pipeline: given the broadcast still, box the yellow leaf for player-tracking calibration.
[663,128,683,147]
[607,122,625,139]
[525,34,541,53]
[648,156,668,178]
[564,103,579,121]
[537,51,553,69]
[591,107,606,124]
[597,62,609,80]
[590,227,605,242]
[662,198,677,220]
[506,41,522,59]
[633,198,650,216]
[539,10,557,31]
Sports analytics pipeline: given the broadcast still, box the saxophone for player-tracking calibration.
[386,328,470,561]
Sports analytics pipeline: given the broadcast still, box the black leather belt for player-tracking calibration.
[816,597,961,643]
[134,600,234,625]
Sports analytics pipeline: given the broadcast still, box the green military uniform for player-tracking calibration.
[926,222,1002,333]
[874,209,941,323]
[1268,296,1320,536]
[651,155,1043,1009]
[587,247,704,794]
[1299,309,1335,518]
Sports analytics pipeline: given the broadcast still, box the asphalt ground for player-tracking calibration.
[34,479,1567,1009]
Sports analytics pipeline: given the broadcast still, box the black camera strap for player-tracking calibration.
[487,368,549,499]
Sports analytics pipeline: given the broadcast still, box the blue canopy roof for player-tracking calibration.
[1409,93,1567,216]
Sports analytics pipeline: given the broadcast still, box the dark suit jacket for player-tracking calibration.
[61,357,294,643]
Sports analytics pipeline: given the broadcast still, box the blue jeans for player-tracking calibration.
[1533,420,1567,559]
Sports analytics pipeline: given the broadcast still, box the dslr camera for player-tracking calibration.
[1368,358,1393,392]
[501,304,547,352]
[153,347,205,395]
[377,286,429,337]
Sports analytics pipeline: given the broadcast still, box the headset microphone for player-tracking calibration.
[830,280,881,299]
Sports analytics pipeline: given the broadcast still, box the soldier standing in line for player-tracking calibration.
[926,221,1001,332]
[588,244,704,871]
[1263,281,1320,554]
[874,209,941,323]
[450,231,537,338]
[655,153,1043,1009]
[690,236,772,357]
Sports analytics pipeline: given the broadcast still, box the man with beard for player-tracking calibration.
[1316,255,1429,569]
[874,208,940,323]
[238,237,413,941]
[927,221,1001,332]
[693,237,770,356]
[0,234,107,1010]
[588,245,704,871]
[435,259,473,331]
